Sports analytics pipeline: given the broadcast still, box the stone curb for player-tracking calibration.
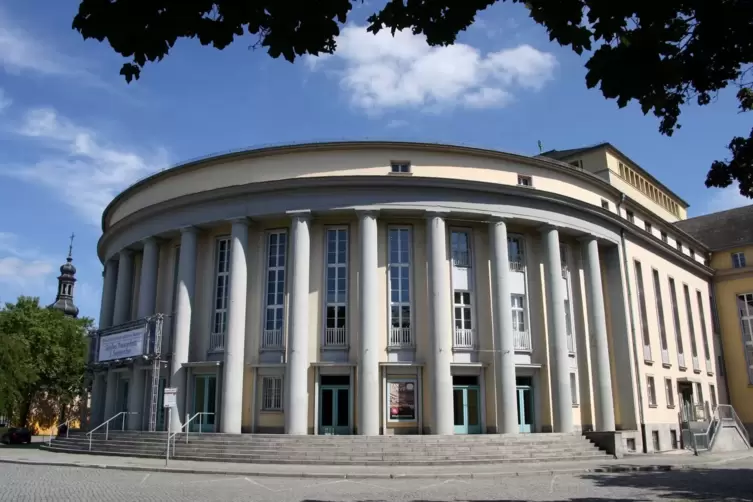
[0,457,702,479]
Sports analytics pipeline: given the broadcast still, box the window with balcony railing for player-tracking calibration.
[262,230,287,350]
[669,278,686,369]
[451,230,471,267]
[683,284,700,372]
[511,294,531,351]
[453,291,474,348]
[564,298,575,353]
[652,269,670,366]
[737,293,753,384]
[696,290,712,372]
[209,237,230,352]
[389,227,412,347]
[634,260,652,362]
[508,236,524,272]
[324,228,348,347]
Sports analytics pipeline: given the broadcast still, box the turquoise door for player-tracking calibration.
[453,386,481,434]
[320,386,350,435]
[517,386,533,433]
[191,375,217,432]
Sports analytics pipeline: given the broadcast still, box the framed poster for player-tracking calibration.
[387,379,416,421]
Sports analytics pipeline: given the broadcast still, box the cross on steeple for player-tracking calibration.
[68,232,75,259]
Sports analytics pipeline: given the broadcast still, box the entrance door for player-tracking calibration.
[679,383,694,424]
[453,386,481,434]
[517,386,534,433]
[118,379,130,414]
[319,375,350,435]
[156,378,166,431]
[191,375,217,432]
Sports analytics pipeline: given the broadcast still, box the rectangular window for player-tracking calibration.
[626,210,635,224]
[676,240,683,253]
[390,162,411,173]
[669,278,686,368]
[737,293,753,383]
[387,379,417,421]
[695,382,704,409]
[451,230,471,268]
[683,284,700,371]
[696,290,712,370]
[261,376,283,411]
[453,291,473,348]
[652,269,670,365]
[601,199,609,210]
[517,174,532,187]
[564,298,574,353]
[661,231,668,243]
[389,227,412,346]
[732,252,746,269]
[569,160,583,169]
[647,376,657,407]
[710,384,717,409]
[634,261,652,362]
[324,228,348,347]
[210,237,230,351]
[570,373,578,405]
[645,221,652,234]
[508,236,524,272]
[511,294,530,351]
[262,230,287,350]
[665,378,675,408]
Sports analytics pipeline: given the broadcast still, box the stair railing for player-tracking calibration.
[47,418,76,446]
[167,412,214,457]
[86,412,137,451]
[716,404,751,446]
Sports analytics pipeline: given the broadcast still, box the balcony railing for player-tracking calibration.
[509,255,524,272]
[514,330,532,351]
[452,251,471,268]
[453,328,475,348]
[389,327,414,348]
[209,332,225,352]
[261,329,284,350]
[324,327,347,347]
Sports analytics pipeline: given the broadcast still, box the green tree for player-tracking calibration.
[0,297,92,428]
[72,0,753,199]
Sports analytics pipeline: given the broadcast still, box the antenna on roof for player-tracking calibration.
[537,140,543,153]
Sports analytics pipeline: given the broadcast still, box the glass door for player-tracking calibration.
[320,386,350,435]
[452,386,481,434]
[156,378,166,431]
[118,379,130,414]
[191,375,217,432]
[517,386,533,433]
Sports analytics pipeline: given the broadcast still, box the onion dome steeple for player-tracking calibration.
[49,233,79,318]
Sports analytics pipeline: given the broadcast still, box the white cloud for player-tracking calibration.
[4,107,169,226]
[0,232,55,290]
[306,25,556,114]
[0,88,10,112]
[701,185,752,215]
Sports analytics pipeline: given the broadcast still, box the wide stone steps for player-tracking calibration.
[43,431,610,465]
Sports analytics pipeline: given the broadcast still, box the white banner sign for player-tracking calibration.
[164,388,177,408]
[98,327,146,362]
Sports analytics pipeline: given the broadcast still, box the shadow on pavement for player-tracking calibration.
[0,443,42,450]
[301,499,642,502]
[582,467,753,501]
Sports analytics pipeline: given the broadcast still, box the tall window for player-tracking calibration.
[511,294,530,351]
[570,372,578,405]
[661,231,668,243]
[732,252,746,269]
[210,237,230,350]
[451,231,471,267]
[626,210,635,224]
[324,228,348,346]
[647,376,657,407]
[669,278,686,368]
[564,299,574,353]
[634,261,652,362]
[710,385,717,409]
[261,376,283,411]
[453,292,473,348]
[645,221,652,234]
[696,290,712,369]
[652,269,669,365]
[665,378,675,408]
[169,245,181,347]
[389,227,412,346]
[508,236,524,272]
[683,284,700,370]
[263,230,287,349]
[737,293,753,384]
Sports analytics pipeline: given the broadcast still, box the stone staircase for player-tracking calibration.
[42,431,611,466]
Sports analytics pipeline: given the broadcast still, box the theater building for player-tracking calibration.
[88,141,720,453]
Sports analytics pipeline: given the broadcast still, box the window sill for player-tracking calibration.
[452,346,478,352]
[259,347,285,352]
[568,352,576,357]
[260,410,283,414]
[679,366,687,371]
[387,345,416,351]
[662,363,672,369]
[321,345,349,351]
[644,359,654,366]
[693,369,702,374]
[388,171,413,176]
[572,404,579,408]
[667,405,676,409]
[707,371,714,377]
[649,404,658,408]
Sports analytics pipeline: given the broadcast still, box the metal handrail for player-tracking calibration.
[86,412,137,451]
[717,404,751,446]
[168,412,215,457]
[47,418,76,445]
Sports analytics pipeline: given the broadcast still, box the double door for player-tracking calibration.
[191,375,217,432]
[516,380,534,433]
[453,385,481,434]
[319,375,351,435]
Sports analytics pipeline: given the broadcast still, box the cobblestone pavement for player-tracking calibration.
[2,460,752,502]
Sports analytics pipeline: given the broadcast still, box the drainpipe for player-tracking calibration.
[617,193,647,452]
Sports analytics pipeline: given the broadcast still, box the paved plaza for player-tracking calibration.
[2,457,753,501]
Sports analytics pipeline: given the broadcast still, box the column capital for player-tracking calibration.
[577,234,599,244]
[287,210,312,223]
[228,216,252,226]
[141,236,161,246]
[424,210,449,220]
[355,209,379,219]
[487,216,509,225]
[538,223,560,234]
[118,248,134,258]
[180,225,199,235]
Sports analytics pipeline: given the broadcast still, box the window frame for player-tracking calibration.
[210,236,231,348]
[390,161,411,174]
[450,229,472,268]
[634,260,652,363]
[626,210,635,224]
[517,174,533,187]
[669,277,686,369]
[696,289,712,369]
[261,376,283,411]
[323,226,349,347]
[387,226,413,345]
[647,375,657,407]
[664,378,675,408]
[683,283,700,371]
[261,229,288,350]
[732,252,746,269]
[600,199,609,210]
[570,372,579,406]
[453,290,474,332]
[736,292,753,384]
[652,268,670,366]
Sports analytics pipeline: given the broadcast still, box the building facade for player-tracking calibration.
[88,141,719,453]
[676,205,753,437]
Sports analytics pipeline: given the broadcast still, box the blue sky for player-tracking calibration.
[0,0,750,323]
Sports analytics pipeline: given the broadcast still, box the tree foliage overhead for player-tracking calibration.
[72,0,753,199]
[0,297,92,427]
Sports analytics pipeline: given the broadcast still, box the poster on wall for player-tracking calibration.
[98,327,146,362]
[388,381,416,420]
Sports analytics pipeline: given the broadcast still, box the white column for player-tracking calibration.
[136,237,160,318]
[112,250,134,326]
[285,212,311,435]
[581,237,616,431]
[426,213,454,435]
[127,367,145,430]
[99,260,118,329]
[489,219,518,434]
[541,225,573,433]
[170,227,198,432]
[221,218,249,433]
[357,211,380,435]
[103,369,118,420]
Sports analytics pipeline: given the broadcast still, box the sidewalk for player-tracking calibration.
[1,446,751,479]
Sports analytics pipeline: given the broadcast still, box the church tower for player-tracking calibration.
[49,233,79,318]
